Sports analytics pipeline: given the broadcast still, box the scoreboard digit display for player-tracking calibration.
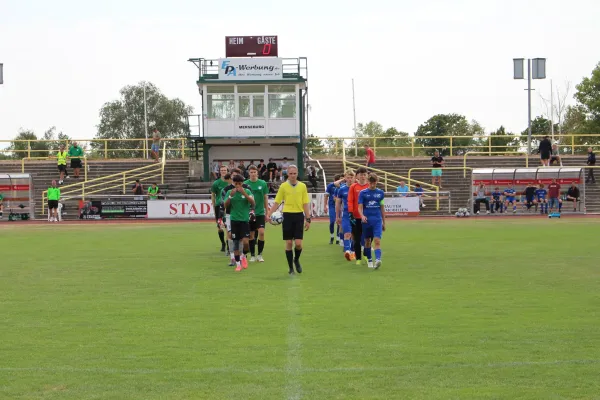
[225,36,278,57]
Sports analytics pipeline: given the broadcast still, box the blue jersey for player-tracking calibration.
[325,182,337,207]
[492,191,503,201]
[358,188,385,221]
[504,188,516,198]
[337,184,351,216]
[535,188,547,199]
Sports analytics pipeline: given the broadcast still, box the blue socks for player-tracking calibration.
[374,249,382,260]
[364,247,372,261]
[343,239,351,252]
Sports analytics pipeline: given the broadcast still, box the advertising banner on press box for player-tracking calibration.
[218,58,283,80]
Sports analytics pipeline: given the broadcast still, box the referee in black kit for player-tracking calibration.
[267,165,311,275]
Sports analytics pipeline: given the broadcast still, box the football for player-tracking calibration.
[270,211,284,225]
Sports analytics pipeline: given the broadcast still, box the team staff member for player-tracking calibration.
[47,180,61,222]
[267,165,311,275]
[224,175,255,272]
[211,165,230,252]
[57,145,69,184]
[245,165,269,262]
[68,141,84,179]
[347,167,370,265]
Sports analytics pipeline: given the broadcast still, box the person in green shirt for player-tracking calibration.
[0,193,4,220]
[224,175,255,272]
[47,180,61,222]
[148,183,161,200]
[210,165,231,252]
[244,165,270,262]
[68,141,84,179]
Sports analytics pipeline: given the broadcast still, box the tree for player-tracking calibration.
[487,126,519,154]
[305,134,326,156]
[414,114,480,156]
[575,62,600,121]
[7,127,70,159]
[539,81,571,135]
[93,82,193,158]
[348,121,411,157]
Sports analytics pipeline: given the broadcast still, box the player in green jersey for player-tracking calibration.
[244,165,269,262]
[210,165,230,252]
[224,175,255,272]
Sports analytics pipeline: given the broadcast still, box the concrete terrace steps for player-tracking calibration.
[316,156,599,214]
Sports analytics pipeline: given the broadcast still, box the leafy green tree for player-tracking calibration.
[7,127,70,159]
[305,134,326,156]
[94,82,193,158]
[414,114,480,156]
[486,126,519,154]
[349,122,411,157]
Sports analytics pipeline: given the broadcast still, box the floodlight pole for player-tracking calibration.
[514,58,546,155]
[527,59,532,155]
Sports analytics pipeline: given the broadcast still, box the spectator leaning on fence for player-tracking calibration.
[396,181,409,197]
[148,183,161,200]
[587,147,596,184]
[68,141,84,179]
[566,182,580,211]
[474,183,490,214]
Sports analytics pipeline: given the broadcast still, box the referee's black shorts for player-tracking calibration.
[282,212,304,240]
[48,200,59,210]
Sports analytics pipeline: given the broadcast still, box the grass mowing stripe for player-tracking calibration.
[285,277,303,400]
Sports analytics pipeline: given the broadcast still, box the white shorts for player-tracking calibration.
[225,215,232,232]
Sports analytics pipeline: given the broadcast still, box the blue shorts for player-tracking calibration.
[363,220,383,239]
[506,197,516,203]
[328,206,336,224]
[341,215,353,234]
[151,144,159,152]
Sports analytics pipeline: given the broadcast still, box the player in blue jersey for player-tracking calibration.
[534,183,548,214]
[335,169,356,260]
[333,183,344,246]
[325,175,341,245]
[491,187,503,213]
[358,173,386,270]
[503,183,517,213]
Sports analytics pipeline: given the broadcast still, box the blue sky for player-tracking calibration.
[1,0,599,142]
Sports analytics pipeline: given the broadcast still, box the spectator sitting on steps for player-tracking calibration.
[148,183,161,200]
[396,181,409,197]
[550,143,562,166]
[566,182,580,211]
[306,165,318,191]
[256,159,267,180]
[132,179,144,200]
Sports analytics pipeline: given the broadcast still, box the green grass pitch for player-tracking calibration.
[1,219,599,399]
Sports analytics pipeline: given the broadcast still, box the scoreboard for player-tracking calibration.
[225,36,278,57]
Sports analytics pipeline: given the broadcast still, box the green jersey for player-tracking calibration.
[48,187,61,201]
[148,186,160,199]
[0,193,4,202]
[225,188,253,222]
[68,145,83,158]
[244,179,268,216]
[211,178,230,206]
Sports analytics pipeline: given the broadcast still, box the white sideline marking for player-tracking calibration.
[1,359,599,375]
[285,278,303,400]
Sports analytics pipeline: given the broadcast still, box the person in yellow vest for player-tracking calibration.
[57,144,69,184]
[148,183,161,200]
[47,180,61,222]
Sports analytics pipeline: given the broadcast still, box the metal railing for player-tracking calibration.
[342,143,444,210]
[307,134,600,157]
[463,151,529,177]
[408,167,474,185]
[1,138,187,159]
[22,156,88,179]
[41,143,167,214]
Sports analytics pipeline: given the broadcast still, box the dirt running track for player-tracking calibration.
[3,214,599,226]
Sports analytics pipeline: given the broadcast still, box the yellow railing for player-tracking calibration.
[342,143,443,210]
[408,167,474,185]
[41,143,167,214]
[463,151,529,177]
[1,138,187,159]
[307,134,600,157]
[22,157,88,180]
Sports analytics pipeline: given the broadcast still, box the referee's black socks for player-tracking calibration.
[286,250,294,269]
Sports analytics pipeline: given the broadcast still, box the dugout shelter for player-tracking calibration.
[0,173,35,220]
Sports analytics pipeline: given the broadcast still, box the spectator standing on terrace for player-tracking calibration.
[431,150,444,188]
[586,147,596,184]
[280,157,291,181]
[547,179,562,213]
[566,182,580,211]
[228,159,236,171]
[365,145,376,168]
[256,159,268,180]
[148,183,161,200]
[151,129,161,162]
[538,135,552,166]
[68,141,84,179]
[56,144,69,185]
[396,181,409,196]
[474,183,490,214]
[267,158,278,182]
